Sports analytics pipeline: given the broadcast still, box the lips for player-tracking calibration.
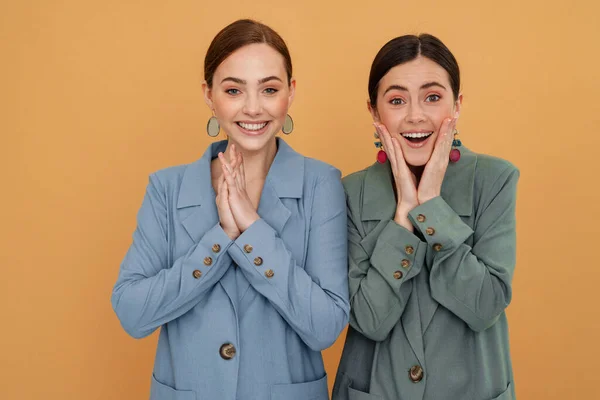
[236,121,269,136]
[237,121,268,131]
[401,131,434,148]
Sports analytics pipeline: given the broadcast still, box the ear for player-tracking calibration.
[454,93,463,119]
[202,81,214,110]
[367,100,380,122]
[287,78,296,109]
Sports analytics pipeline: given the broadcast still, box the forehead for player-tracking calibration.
[214,43,287,81]
[380,56,450,89]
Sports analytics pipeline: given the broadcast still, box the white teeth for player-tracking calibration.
[238,122,267,131]
[402,132,433,138]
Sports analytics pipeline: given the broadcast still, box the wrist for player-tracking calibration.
[238,213,260,232]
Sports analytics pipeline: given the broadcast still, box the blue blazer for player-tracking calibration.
[112,138,350,400]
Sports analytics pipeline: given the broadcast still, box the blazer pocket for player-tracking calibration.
[489,382,513,400]
[270,374,328,400]
[332,372,382,400]
[150,374,196,400]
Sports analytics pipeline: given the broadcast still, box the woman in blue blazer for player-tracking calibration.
[111,19,349,400]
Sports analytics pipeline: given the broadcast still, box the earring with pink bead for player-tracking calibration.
[374,131,388,164]
[449,129,462,163]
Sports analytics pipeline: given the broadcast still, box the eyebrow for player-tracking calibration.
[383,81,447,95]
[220,76,283,85]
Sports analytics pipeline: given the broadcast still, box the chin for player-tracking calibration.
[231,134,276,153]
[403,151,433,167]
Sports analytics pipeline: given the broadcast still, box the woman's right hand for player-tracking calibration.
[375,122,418,231]
[216,154,241,240]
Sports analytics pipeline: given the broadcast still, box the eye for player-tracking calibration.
[425,94,441,102]
[263,88,278,94]
[226,88,241,95]
[390,98,405,105]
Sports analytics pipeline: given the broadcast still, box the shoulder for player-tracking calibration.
[147,164,189,194]
[303,156,342,183]
[472,152,520,189]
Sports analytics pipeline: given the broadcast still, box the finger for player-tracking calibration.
[219,154,237,189]
[237,152,245,189]
[218,152,233,174]
[392,137,411,178]
[432,118,453,159]
[230,144,237,168]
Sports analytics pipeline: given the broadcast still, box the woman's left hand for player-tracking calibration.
[418,116,457,204]
[218,144,260,232]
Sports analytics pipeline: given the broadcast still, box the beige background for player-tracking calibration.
[2,0,599,399]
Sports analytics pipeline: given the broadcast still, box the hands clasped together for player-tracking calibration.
[215,144,261,240]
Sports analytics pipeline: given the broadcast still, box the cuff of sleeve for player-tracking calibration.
[231,218,278,272]
[408,196,473,253]
[187,223,234,278]
[370,220,425,290]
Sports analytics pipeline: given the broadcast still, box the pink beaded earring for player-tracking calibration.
[374,131,387,163]
[449,129,462,162]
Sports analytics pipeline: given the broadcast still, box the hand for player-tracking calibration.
[418,116,457,204]
[375,122,418,230]
[218,144,260,232]
[215,156,241,240]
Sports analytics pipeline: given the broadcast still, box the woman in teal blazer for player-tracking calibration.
[111,20,349,400]
[333,34,519,400]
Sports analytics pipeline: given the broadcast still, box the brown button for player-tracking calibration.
[265,269,274,278]
[212,244,221,253]
[426,227,435,236]
[243,244,253,253]
[416,214,426,223]
[401,259,410,268]
[393,270,403,279]
[219,343,236,360]
[192,270,202,279]
[203,256,213,266]
[405,245,414,255]
[433,243,443,252]
[254,257,263,266]
[409,365,424,382]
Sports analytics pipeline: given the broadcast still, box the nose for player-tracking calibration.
[242,93,262,117]
[405,102,426,124]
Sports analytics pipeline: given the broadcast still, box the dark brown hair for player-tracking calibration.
[204,19,292,88]
[368,34,460,107]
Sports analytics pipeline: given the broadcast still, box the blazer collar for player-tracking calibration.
[361,147,477,222]
[177,137,304,210]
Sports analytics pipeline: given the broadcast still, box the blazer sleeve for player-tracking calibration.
[346,198,428,341]
[111,174,234,339]
[227,167,350,351]
[408,165,520,332]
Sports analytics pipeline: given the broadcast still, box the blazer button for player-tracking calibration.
[265,269,275,278]
[254,257,263,266]
[416,214,426,223]
[405,245,414,255]
[192,270,202,279]
[203,257,213,266]
[212,244,221,253]
[409,365,424,382]
[393,270,403,279]
[243,244,253,253]
[219,343,236,360]
[433,243,443,252]
[425,227,435,236]
[401,259,410,268]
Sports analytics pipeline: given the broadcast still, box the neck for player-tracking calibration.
[224,138,278,181]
